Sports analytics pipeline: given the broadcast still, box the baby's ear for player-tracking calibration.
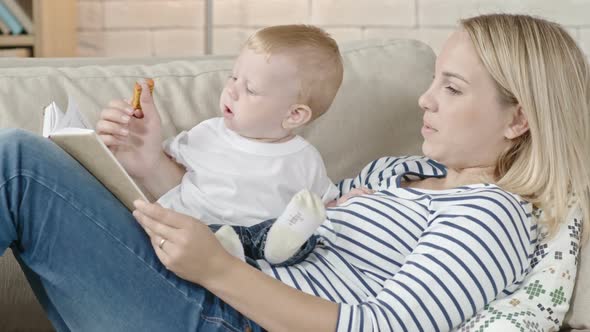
[283,104,312,130]
[505,105,529,139]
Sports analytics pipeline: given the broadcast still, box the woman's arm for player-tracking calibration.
[207,256,338,331]
[132,200,338,331]
[337,188,535,331]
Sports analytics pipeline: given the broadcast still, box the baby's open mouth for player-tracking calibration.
[224,105,233,115]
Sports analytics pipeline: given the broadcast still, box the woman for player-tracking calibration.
[0,14,588,331]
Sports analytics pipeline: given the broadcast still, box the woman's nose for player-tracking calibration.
[418,88,436,112]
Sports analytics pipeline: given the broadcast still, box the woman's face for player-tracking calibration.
[418,30,517,170]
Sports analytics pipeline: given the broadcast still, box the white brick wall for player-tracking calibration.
[214,0,309,26]
[103,1,203,29]
[77,0,590,57]
[311,0,415,26]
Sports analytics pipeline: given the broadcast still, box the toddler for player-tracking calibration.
[145,25,368,263]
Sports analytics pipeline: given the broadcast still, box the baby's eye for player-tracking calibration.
[246,87,256,95]
[228,75,237,81]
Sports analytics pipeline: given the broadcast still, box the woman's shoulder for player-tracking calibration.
[361,155,446,177]
[342,155,446,192]
[428,184,537,255]
[430,183,533,220]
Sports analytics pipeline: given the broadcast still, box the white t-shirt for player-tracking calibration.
[158,117,339,226]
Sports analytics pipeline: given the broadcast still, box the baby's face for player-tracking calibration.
[219,48,302,141]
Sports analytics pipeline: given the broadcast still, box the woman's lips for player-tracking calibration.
[421,122,437,135]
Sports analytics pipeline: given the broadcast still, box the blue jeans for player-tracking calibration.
[211,222,318,269]
[0,129,264,332]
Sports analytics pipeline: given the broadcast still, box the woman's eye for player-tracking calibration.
[445,86,460,95]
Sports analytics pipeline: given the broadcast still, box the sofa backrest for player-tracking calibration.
[0,39,434,182]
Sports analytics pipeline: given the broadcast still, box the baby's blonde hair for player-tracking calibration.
[244,25,343,121]
[461,14,590,241]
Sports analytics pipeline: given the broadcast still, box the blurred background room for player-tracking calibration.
[0,0,588,58]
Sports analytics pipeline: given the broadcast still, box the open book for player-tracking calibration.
[42,96,149,211]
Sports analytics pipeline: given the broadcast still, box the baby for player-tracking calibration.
[140,25,366,264]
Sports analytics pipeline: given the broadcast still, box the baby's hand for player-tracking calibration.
[96,79,163,179]
[327,187,374,207]
[96,98,135,148]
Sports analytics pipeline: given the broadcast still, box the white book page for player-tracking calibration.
[43,94,93,137]
[42,101,63,138]
[58,94,92,130]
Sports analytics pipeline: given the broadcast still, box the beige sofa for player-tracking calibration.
[0,39,588,331]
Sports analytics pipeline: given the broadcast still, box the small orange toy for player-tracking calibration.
[131,78,154,118]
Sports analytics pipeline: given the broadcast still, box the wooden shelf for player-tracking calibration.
[0,35,34,47]
[0,0,77,57]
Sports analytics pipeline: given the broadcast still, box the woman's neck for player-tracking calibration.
[444,165,495,186]
[405,164,495,190]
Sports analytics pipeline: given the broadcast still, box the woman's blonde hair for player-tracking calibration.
[461,14,590,241]
[243,25,343,121]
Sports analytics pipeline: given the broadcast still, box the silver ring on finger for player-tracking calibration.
[158,238,167,250]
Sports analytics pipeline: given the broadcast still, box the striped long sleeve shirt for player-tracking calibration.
[257,156,537,331]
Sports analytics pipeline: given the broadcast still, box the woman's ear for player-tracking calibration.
[282,104,312,130]
[505,105,529,139]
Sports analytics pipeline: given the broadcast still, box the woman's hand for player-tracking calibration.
[132,200,232,285]
[133,200,339,331]
[96,80,165,179]
[339,187,374,203]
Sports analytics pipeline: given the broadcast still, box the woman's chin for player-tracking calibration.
[421,143,432,158]
[421,145,442,163]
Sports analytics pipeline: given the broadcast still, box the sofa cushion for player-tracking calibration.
[457,206,584,331]
[565,236,590,329]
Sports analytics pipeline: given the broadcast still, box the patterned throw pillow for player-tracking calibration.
[456,205,582,332]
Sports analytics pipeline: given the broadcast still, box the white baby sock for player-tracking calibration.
[264,190,326,264]
[215,225,245,262]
